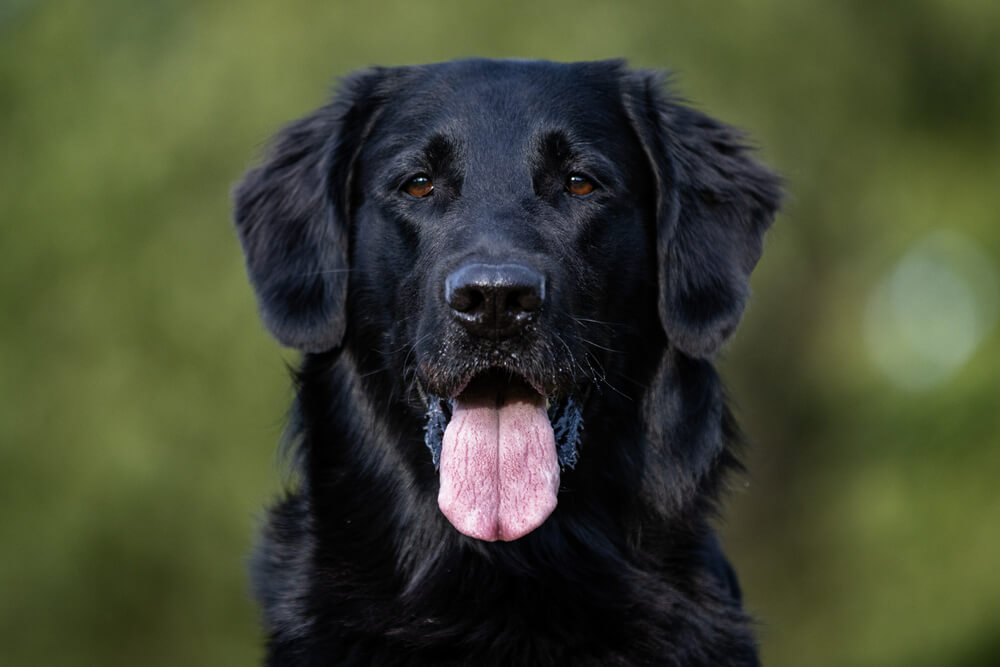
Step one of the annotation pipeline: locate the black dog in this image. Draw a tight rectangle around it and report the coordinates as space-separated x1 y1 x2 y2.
233 58 780 666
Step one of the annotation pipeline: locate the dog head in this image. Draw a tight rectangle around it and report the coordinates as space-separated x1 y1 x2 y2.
233 59 780 541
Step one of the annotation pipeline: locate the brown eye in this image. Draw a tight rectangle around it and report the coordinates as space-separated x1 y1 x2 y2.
404 174 434 197
566 174 595 196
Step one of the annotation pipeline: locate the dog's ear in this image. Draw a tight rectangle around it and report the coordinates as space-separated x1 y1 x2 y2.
232 70 385 352
624 71 781 358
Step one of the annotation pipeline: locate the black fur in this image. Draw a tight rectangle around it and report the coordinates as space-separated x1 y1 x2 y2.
233 58 780 666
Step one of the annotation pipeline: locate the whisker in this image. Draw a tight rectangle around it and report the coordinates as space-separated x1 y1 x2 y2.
577 336 623 354
400 332 435 381
571 316 618 326
572 315 641 338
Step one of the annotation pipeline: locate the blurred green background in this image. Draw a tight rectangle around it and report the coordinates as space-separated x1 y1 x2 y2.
2 1 998 665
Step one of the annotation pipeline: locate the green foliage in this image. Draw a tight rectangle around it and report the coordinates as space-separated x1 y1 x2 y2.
2 1 997 664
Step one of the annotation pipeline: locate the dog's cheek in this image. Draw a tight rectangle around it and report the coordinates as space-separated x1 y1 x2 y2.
348 208 420 347
578 208 655 323
568 206 661 389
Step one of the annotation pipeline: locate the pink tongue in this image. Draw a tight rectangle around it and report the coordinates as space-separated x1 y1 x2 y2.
438 384 559 542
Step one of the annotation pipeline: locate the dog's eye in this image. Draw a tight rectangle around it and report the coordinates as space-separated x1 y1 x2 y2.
403 174 434 198
566 174 596 196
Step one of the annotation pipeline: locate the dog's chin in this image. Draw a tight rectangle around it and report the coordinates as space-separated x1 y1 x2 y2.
421 367 584 542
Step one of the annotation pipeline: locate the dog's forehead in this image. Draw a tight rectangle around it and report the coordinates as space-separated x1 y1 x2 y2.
374 59 631 146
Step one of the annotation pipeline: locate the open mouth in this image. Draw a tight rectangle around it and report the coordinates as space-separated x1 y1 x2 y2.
422 369 583 542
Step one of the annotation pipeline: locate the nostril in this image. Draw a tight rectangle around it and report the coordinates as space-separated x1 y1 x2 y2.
449 286 484 314
508 287 543 314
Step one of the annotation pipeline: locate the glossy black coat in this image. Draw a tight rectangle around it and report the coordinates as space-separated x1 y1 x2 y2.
233 58 781 666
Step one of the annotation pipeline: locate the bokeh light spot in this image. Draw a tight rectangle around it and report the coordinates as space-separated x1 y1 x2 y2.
865 231 998 390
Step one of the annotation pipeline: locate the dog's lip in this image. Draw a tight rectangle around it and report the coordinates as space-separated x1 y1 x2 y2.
450 367 547 401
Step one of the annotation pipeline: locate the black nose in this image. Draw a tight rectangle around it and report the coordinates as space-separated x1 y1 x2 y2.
445 263 546 339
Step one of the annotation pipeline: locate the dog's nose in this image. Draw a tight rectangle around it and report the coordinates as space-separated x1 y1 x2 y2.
445 263 546 339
